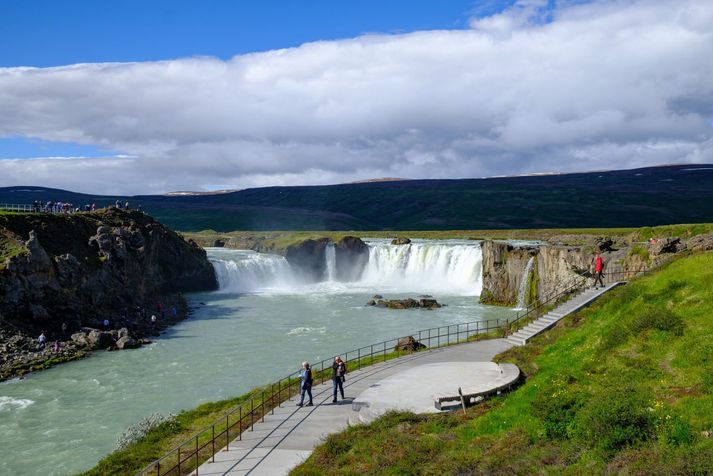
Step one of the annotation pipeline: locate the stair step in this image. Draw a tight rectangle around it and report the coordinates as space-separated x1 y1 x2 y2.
506 337 525 346
529 324 550 331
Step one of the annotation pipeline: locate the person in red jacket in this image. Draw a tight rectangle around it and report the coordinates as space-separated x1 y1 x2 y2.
592 251 605 289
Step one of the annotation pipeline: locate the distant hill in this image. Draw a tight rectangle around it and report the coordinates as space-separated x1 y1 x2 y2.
1 165 712 232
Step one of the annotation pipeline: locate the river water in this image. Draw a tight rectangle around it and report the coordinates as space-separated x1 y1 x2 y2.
0 240 517 475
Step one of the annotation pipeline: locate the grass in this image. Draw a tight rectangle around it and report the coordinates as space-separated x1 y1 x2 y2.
291 251 713 475
0 230 26 270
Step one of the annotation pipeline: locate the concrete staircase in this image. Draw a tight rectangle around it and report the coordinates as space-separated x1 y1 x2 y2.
506 282 622 347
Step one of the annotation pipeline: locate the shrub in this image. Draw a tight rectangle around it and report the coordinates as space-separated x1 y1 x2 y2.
532 376 586 439
115 413 179 451
630 308 684 336
573 385 655 454
600 307 684 350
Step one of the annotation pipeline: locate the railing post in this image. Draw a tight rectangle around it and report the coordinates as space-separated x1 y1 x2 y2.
212 425 215 462
195 435 199 475
250 399 254 431
228 413 231 446
156 461 160 476
261 391 265 422
178 447 181 475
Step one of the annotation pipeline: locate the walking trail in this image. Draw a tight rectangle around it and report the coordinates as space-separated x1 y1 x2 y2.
196 283 621 476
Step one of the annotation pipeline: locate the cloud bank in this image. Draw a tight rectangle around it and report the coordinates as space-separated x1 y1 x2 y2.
1 0 712 194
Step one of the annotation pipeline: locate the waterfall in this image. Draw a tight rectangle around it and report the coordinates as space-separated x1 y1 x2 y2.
210 249 295 293
325 243 336 282
207 240 483 296
516 257 535 309
359 241 483 295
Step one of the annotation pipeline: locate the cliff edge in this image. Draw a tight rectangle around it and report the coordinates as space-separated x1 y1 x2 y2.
0 208 217 379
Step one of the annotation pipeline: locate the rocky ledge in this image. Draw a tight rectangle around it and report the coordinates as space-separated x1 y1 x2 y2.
0 209 217 380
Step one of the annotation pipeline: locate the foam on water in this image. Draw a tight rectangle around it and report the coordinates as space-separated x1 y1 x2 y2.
0 396 35 412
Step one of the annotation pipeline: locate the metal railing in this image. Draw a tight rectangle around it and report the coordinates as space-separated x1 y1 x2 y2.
137 253 678 476
137 317 508 476
0 203 35 212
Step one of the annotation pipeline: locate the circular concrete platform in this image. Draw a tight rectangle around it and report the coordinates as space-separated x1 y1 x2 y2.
350 361 520 424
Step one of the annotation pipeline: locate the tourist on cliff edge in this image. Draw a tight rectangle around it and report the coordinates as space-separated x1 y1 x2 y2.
592 251 605 289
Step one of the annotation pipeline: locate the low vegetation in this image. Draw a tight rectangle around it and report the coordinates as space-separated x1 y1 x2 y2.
292 252 713 475
184 222 713 255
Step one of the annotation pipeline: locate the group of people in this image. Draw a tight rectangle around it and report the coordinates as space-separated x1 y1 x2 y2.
31 200 91 214
36 331 61 353
296 356 347 407
28 200 143 214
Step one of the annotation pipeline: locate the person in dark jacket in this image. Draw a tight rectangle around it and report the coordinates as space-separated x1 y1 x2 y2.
331 356 346 403
297 362 313 407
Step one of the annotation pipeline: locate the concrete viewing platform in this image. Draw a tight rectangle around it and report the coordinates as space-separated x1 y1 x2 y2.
350 361 520 423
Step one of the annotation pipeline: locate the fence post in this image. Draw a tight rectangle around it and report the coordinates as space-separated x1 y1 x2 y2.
195 435 199 475
212 425 215 462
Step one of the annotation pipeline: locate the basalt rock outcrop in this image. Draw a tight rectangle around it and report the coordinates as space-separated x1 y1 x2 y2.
480 241 538 307
394 336 426 352
391 237 411 245
367 297 442 310
0 208 217 379
285 238 331 282
479 234 691 307
334 236 369 281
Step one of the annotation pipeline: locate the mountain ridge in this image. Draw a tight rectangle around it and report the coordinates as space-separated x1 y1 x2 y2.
1 164 712 232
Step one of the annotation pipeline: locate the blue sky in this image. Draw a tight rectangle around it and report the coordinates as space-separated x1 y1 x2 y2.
0 0 515 160
1 0 711 194
1 1 509 66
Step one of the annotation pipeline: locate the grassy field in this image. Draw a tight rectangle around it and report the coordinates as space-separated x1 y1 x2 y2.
291 251 713 475
183 222 713 254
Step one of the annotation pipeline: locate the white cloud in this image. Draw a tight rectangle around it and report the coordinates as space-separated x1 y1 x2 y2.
0 0 712 194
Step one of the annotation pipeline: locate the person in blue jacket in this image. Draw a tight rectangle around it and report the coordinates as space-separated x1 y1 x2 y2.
297 361 313 407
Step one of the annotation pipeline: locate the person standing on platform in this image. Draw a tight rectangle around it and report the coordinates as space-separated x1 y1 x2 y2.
297 362 313 407
332 356 346 403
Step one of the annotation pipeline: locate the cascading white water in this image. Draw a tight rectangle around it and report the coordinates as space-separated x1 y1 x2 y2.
210 249 295 293
516 256 535 309
208 240 484 296
359 241 483 295
325 243 336 281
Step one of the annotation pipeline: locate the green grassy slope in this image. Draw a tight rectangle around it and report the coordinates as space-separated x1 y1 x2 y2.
292 252 713 475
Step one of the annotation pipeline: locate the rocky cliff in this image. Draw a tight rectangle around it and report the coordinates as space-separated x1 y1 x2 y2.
479 234 691 307
0 209 217 379
480 241 538 307
334 236 369 281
